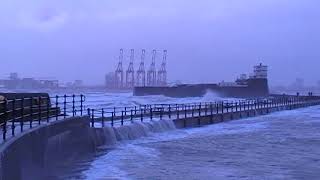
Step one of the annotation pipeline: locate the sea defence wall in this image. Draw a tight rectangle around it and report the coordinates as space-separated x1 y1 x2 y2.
0 116 96 180
0 116 176 180
173 101 319 128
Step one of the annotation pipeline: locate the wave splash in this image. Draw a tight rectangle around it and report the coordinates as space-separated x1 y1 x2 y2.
91 119 176 147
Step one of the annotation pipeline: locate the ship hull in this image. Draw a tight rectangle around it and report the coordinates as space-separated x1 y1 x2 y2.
134 79 269 98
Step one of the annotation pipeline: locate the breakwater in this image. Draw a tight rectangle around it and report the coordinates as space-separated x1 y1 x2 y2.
0 94 320 179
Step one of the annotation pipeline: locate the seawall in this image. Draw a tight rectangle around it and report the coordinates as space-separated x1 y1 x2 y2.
173 102 315 128
0 116 97 180
0 117 176 180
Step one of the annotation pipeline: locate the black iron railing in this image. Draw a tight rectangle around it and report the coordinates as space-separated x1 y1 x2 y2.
0 94 85 141
1 93 320 141
87 95 320 128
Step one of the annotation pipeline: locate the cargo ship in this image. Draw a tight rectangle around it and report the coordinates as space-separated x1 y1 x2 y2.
134 64 269 98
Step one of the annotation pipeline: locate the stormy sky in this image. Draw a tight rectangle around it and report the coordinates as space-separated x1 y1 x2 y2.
0 0 319 86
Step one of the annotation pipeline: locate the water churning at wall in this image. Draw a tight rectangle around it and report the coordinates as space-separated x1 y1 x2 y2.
91 119 176 147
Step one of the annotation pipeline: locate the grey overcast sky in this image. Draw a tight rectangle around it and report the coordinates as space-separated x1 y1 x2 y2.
0 0 319 86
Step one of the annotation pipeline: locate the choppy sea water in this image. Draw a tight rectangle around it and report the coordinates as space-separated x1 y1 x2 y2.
80 105 320 180
54 91 239 109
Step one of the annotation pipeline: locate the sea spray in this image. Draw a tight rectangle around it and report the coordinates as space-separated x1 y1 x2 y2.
92 119 176 146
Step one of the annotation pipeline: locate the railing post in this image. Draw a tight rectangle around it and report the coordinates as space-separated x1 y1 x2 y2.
102 108 105 127
130 109 133 122
30 97 33 128
169 105 171 119
177 105 180 119
55 95 59 121
184 105 187 119
140 109 143 122
21 98 24 132
160 108 163 120
38 96 42 125
80 94 84 116
72 94 75 117
221 102 224 114
192 105 194 117
198 104 201 125
3 99 7 140
111 112 114 126
210 102 213 123
63 95 67 119
150 108 153 120
205 103 208 116
91 109 95 128
46 97 50 122
12 99 16 136
125 107 127 116
121 111 124 126
235 102 238 112
226 102 229 113
216 102 218 114
87 108 91 125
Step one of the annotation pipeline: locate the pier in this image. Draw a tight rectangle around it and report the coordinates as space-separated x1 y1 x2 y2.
0 94 320 179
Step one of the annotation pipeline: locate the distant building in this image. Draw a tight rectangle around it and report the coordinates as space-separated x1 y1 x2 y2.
0 73 60 89
105 72 116 89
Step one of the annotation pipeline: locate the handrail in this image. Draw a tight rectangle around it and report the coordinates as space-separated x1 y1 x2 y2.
86 95 320 128
0 94 86 141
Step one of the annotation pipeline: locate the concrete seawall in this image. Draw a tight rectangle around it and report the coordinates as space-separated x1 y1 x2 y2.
0 116 98 180
0 117 177 180
173 104 306 128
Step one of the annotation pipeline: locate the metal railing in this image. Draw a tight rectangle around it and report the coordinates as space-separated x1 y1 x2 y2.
87 95 320 128
0 94 85 141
